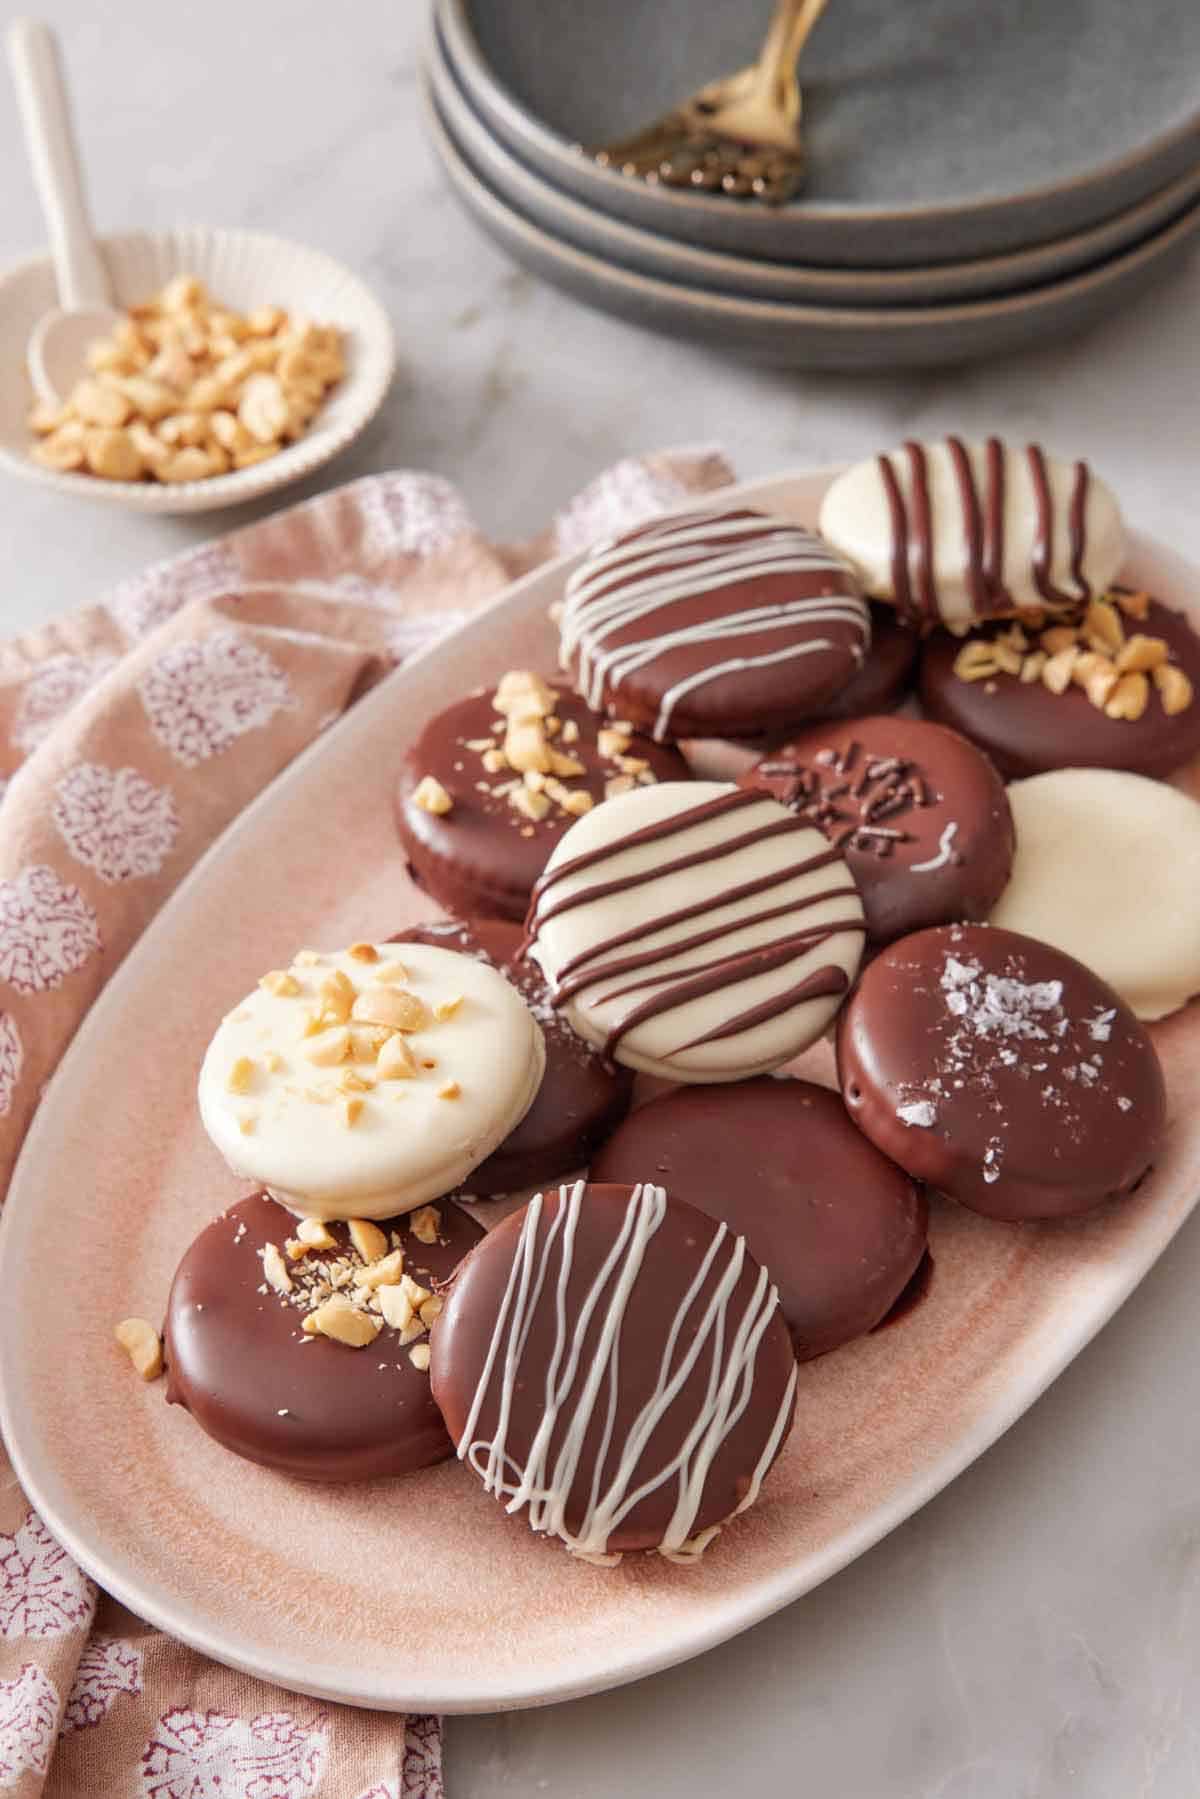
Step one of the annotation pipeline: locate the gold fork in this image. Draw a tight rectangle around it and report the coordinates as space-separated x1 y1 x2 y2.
591 0 830 204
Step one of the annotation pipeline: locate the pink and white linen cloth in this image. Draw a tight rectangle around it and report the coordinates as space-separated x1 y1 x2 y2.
0 447 732 1797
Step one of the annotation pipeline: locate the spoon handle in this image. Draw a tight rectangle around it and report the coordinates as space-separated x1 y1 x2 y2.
7 18 111 310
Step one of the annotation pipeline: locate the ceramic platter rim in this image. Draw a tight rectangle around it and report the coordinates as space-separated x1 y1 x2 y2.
2 468 1199 1714
428 24 1200 310
424 72 1200 370
438 0 1200 247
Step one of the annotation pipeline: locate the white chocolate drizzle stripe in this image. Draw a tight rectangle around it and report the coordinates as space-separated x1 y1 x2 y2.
461 1181 795 1560
561 513 867 738
910 820 960 873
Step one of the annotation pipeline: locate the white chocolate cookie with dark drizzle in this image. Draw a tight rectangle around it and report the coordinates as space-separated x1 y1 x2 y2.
819 438 1124 631
524 780 866 1082
199 943 545 1219
559 507 870 741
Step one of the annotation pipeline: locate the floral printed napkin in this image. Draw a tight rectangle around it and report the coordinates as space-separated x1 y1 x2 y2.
0 445 732 1798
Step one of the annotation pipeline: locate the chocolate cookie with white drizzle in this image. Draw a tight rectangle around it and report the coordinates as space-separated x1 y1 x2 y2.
523 780 866 1082
743 716 1014 945
429 1180 797 1561
558 507 870 742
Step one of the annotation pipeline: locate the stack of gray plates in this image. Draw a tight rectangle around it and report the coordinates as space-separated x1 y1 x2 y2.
426 0 1200 370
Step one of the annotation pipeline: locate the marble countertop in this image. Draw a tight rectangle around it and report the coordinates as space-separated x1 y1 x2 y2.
4 4 1200 1794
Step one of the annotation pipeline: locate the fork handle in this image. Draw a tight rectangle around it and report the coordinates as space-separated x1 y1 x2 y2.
751 0 830 113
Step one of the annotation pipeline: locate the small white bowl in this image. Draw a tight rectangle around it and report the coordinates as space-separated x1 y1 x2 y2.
0 225 396 513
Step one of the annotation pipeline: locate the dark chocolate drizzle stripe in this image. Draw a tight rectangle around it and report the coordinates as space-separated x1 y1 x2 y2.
593 910 864 1006
1068 459 1090 595
877 453 913 618
602 936 857 1057
982 436 1009 603
548 846 848 994
527 787 759 913
905 441 936 623
531 813 814 935
946 436 985 621
670 965 849 1055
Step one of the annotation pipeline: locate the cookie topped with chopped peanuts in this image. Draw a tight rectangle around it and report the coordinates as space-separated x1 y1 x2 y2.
197 941 545 1219
393 674 690 923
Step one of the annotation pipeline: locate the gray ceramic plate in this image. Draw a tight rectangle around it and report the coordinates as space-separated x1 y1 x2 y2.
425 75 1200 371
438 0 1200 268
430 23 1200 309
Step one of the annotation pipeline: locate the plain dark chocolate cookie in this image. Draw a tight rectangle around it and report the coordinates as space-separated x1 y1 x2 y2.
164 1192 484 1481
430 1181 797 1557
837 925 1166 1221
818 603 919 720
743 715 1014 944
559 507 871 741
590 1078 928 1360
394 677 688 922
391 918 633 1194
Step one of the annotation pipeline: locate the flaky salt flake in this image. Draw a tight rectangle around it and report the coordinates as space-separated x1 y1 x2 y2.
1117 1096 1133 1112
897 1100 937 1128
1088 1008 1117 1042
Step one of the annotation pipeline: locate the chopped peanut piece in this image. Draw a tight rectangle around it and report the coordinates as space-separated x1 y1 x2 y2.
238 1114 256 1135
115 1317 163 1380
226 1056 255 1094
1019 651 1047 684
437 1080 461 1100
338 1067 373 1094
1041 646 1080 695
371 959 407 984
408 1343 432 1371
547 750 587 779
412 775 453 815
561 789 595 816
297 1217 337 1251
409 1205 442 1245
504 718 552 774
1155 663 1194 715
418 1295 445 1328
352 988 428 1032
378 1286 414 1330
1115 634 1170 674
307 1295 380 1347
433 995 463 1022
605 775 636 800
493 670 558 718
358 1248 405 1289
1083 598 1125 654
347 942 379 963
597 727 632 758
510 785 551 822
318 970 356 1025
340 1095 365 1128
401 1275 432 1308
952 642 999 682
481 747 506 775
261 1243 293 1294
376 1034 418 1080
1115 588 1151 620
1071 651 1119 709
1040 626 1080 655
1104 672 1150 720
294 949 323 965
990 642 1024 677
260 969 300 997
348 1218 389 1263
302 1026 351 1067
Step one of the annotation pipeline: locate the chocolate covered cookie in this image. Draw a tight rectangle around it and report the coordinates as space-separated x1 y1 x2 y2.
919 592 1200 779
164 1191 484 1480
819 437 1124 630
198 941 545 1220
430 1180 797 1559
991 768 1200 1021
394 672 688 921
525 780 866 1082
559 507 870 741
743 716 1014 944
392 918 633 1193
590 1078 927 1360
838 925 1166 1222
818 603 918 720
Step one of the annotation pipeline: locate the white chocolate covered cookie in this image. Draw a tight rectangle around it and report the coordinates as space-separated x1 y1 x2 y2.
819 438 1124 631
525 781 866 1081
199 942 545 1218
990 768 1200 1020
